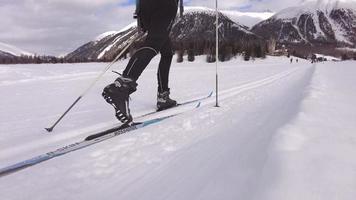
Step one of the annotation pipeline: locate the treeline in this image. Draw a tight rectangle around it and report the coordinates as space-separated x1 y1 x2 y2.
0 54 112 64
0 55 63 64
341 52 356 61
286 43 356 61
174 39 267 63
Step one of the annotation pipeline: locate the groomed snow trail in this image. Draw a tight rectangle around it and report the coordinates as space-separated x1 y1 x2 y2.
0 57 316 200
254 61 356 200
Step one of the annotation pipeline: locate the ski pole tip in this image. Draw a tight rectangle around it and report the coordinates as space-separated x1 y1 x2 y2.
45 127 53 132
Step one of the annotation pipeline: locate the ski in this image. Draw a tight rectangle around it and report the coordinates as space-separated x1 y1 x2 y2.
136 91 213 118
0 115 176 178
0 98 207 178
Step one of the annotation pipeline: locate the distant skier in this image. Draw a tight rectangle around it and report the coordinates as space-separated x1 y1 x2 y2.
102 0 183 125
290 58 293 63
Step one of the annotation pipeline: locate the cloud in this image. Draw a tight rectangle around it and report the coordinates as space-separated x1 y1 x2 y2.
0 0 135 56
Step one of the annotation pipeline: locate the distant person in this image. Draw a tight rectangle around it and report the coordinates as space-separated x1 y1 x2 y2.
290 58 293 63
102 0 181 126
296 58 299 63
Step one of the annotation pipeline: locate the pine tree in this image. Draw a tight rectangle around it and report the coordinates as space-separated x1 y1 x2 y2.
176 50 184 63
244 50 251 61
187 49 195 62
341 53 348 60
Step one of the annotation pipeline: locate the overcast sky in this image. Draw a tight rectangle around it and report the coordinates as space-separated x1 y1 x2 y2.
0 0 316 56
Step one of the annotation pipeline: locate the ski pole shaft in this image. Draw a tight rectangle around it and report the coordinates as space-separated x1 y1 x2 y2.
215 0 220 107
45 96 82 132
45 31 145 132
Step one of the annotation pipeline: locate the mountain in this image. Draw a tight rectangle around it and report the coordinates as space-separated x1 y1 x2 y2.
0 42 32 57
251 0 356 55
66 7 263 62
0 50 16 60
65 23 138 62
0 42 33 62
221 10 274 28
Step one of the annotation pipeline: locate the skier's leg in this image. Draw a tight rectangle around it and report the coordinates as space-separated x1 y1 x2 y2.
103 2 177 123
157 39 174 93
122 6 176 81
156 39 177 110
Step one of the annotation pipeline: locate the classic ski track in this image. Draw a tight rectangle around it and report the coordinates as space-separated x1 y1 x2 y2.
199 66 302 106
59 67 301 141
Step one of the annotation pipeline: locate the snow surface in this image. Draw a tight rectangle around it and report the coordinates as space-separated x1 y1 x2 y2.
222 10 274 28
95 22 136 42
274 0 356 20
1 56 356 200
0 42 32 57
269 0 356 44
185 6 274 28
315 53 341 61
337 47 356 52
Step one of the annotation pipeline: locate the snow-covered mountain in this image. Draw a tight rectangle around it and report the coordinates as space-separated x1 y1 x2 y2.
65 23 138 61
170 7 259 48
0 50 16 60
184 7 274 28
66 7 261 61
251 0 356 47
0 42 32 57
221 10 274 28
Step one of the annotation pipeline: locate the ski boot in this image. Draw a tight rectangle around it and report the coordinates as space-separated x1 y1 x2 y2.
157 89 177 111
102 76 138 126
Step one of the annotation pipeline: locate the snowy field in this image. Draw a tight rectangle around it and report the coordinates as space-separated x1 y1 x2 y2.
0 56 356 200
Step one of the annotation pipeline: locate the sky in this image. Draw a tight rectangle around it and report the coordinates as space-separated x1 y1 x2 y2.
0 0 348 56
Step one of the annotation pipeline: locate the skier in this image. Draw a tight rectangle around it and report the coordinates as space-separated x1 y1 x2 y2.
102 0 182 126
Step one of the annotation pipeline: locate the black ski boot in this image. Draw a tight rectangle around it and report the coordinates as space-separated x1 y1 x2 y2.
102 76 138 126
157 89 177 111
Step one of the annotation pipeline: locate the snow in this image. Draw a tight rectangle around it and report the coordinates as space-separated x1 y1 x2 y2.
337 47 356 52
255 61 356 200
315 53 341 61
1 56 356 200
184 6 274 28
325 12 353 45
0 42 32 57
222 10 274 28
269 0 356 44
95 22 136 42
274 0 356 20
97 29 135 59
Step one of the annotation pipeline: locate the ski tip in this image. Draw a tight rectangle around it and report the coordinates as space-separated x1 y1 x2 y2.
45 127 53 133
84 135 94 141
208 91 214 97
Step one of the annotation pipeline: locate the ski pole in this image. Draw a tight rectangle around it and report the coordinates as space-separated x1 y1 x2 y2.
215 0 220 107
45 31 145 132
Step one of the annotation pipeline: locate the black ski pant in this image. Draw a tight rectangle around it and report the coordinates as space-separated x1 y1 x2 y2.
123 0 178 93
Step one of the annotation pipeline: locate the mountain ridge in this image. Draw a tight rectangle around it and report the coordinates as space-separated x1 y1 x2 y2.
251 1 356 53
66 7 264 62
